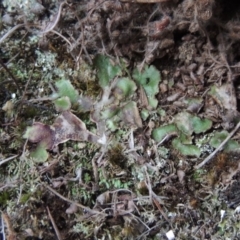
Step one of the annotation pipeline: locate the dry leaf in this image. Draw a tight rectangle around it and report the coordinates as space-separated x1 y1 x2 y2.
121 101 143 128
24 111 100 150
24 122 55 149
53 111 99 145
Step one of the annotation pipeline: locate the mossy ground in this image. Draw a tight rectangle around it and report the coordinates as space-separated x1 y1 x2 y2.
1 0 240 239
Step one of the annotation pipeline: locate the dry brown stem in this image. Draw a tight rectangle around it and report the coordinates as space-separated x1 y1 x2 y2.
40 1 66 35
195 120 240 169
0 155 18 166
0 24 25 44
0 58 22 95
47 207 62 240
144 168 171 225
44 183 102 215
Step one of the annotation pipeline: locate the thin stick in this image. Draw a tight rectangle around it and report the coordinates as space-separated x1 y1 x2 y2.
28 97 54 102
17 66 35 113
1 212 17 240
0 58 22 95
136 221 165 240
92 153 99 191
44 184 100 215
0 53 19 71
0 155 18 166
40 1 66 35
195 121 240 169
144 168 171 225
47 206 62 240
0 24 25 44
51 30 72 47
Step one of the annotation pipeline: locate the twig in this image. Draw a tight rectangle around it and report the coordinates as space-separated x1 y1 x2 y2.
136 221 165 240
76 18 93 64
17 66 35 113
144 168 171 225
0 155 18 166
1 212 17 240
156 132 178 148
96 144 108 165
51 30 72 47
17 184 23 205
39 159 59 175
195 121 240 169
0 53 19 71
28 97 55 102
43 184 101 215
128 212 151 230
92 153 99 191
40 1 66 35
47 206 62 240
0 58 22 95
0 24 25 44
152 196 170 224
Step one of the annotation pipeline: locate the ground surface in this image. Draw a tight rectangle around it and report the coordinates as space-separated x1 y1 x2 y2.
1 0 240 239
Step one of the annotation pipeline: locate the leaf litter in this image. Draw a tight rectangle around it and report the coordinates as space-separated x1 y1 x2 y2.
1 0 240 239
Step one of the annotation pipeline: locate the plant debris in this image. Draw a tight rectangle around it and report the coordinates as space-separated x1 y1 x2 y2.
1 0 240 239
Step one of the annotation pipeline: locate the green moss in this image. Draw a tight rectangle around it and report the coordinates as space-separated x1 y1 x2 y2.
0 191 10 205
